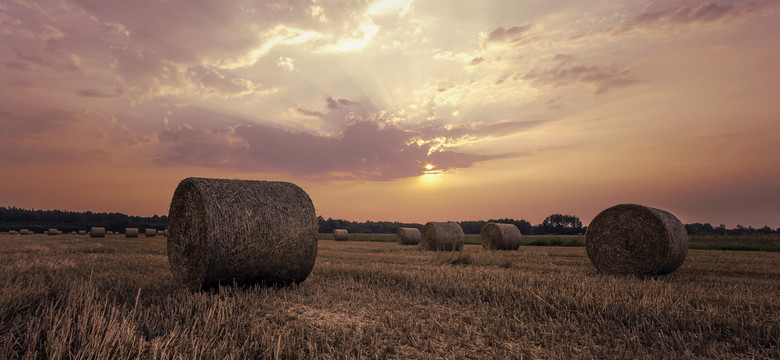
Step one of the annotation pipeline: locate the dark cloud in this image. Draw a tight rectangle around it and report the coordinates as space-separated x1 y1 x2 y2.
484 25 533 47
613 2 761 35
326 97 358 110
155 107 543 180
523 55 638 95
470 57 485 66
76 87 124 98
297 107 326 118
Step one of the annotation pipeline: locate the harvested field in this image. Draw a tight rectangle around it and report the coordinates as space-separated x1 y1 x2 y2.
0 234 777 359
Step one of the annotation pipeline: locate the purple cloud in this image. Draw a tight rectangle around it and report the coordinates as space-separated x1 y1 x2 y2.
613 2 762 35
155 107 542 180
523 55 638 95
483 25 533 47
76 87 124 98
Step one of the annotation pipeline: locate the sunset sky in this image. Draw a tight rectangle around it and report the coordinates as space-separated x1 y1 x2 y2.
1 0 779 227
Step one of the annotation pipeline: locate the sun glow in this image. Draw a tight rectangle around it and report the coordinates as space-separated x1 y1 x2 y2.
425 164 433 170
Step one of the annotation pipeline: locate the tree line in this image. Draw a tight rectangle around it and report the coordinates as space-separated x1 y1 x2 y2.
0 206 167 233
2 206 777 236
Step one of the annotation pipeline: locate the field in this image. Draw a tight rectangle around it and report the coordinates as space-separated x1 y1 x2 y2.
1 234 778 359
321 233 780 252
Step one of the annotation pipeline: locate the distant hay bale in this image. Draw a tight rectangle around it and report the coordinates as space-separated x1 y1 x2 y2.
332 229 348 241
78 230 86 235
145 229 157 237
396 227 421 245
70 231 76 234
157 230 165 236
107 231 113 235
90 227 106 238
20 229 29 235
126 228 139 238
585 204 688 276
420 222 464 251
9 230 18 235
47 229 57 236
167 177 318 289
57 230 63 235
164 229 168 237
481 223 522 250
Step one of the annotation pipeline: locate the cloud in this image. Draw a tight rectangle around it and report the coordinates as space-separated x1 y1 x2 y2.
76 87 124 98
155 107 541 180
482 25 533 48
523 55 639 95
612 2 770 35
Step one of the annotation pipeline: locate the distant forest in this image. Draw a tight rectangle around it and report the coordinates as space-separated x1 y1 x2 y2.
1 206 778 235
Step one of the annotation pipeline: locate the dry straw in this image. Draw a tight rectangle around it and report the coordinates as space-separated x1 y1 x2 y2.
420 222 464 251
332 229 348 241
90 227 106 238
47 229 58 236
145 229 157 237
396 227 421 245
481 223 522 250
126 228 139 238
167 177 318 289
585 204 688 276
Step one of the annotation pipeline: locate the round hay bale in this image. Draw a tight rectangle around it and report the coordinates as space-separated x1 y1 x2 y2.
145 229 157 237
481 222 522 250
126 228 139 238
332 229 348 241
9 230 18 235
107 231 114 235
167 177 318 289
47 229 58 236
164 229 169 237
20 229 29 235
157 230 165 236
78 230 86 235
396 227 421 245
90 227 106 238
420 222 464 251
585 204 688 276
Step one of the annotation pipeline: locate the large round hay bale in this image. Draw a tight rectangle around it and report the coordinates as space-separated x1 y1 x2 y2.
585 204 688 276
20 229 29 235
47 229 58 236
481 222 522 250
420 222 464 251
126 228 139 238
167 177 318 289
145 229 157 237
396 227 421 245
332 229 348 241
90 227 106 238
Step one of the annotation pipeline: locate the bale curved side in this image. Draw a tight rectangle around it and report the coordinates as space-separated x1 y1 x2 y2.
332 229 348 241
167 177 318 289
396 227 421 245
145 229 157 237
126 228 139 238
481 223 522 250
420 222 464 251
90 227 106 238
585 204 688 276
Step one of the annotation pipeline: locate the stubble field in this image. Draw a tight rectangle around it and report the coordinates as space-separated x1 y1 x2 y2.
1 234 778 359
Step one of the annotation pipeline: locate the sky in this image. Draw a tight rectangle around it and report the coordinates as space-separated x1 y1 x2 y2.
1 0 779 228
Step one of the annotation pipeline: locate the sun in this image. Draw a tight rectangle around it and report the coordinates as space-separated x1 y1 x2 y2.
425 164 433 170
